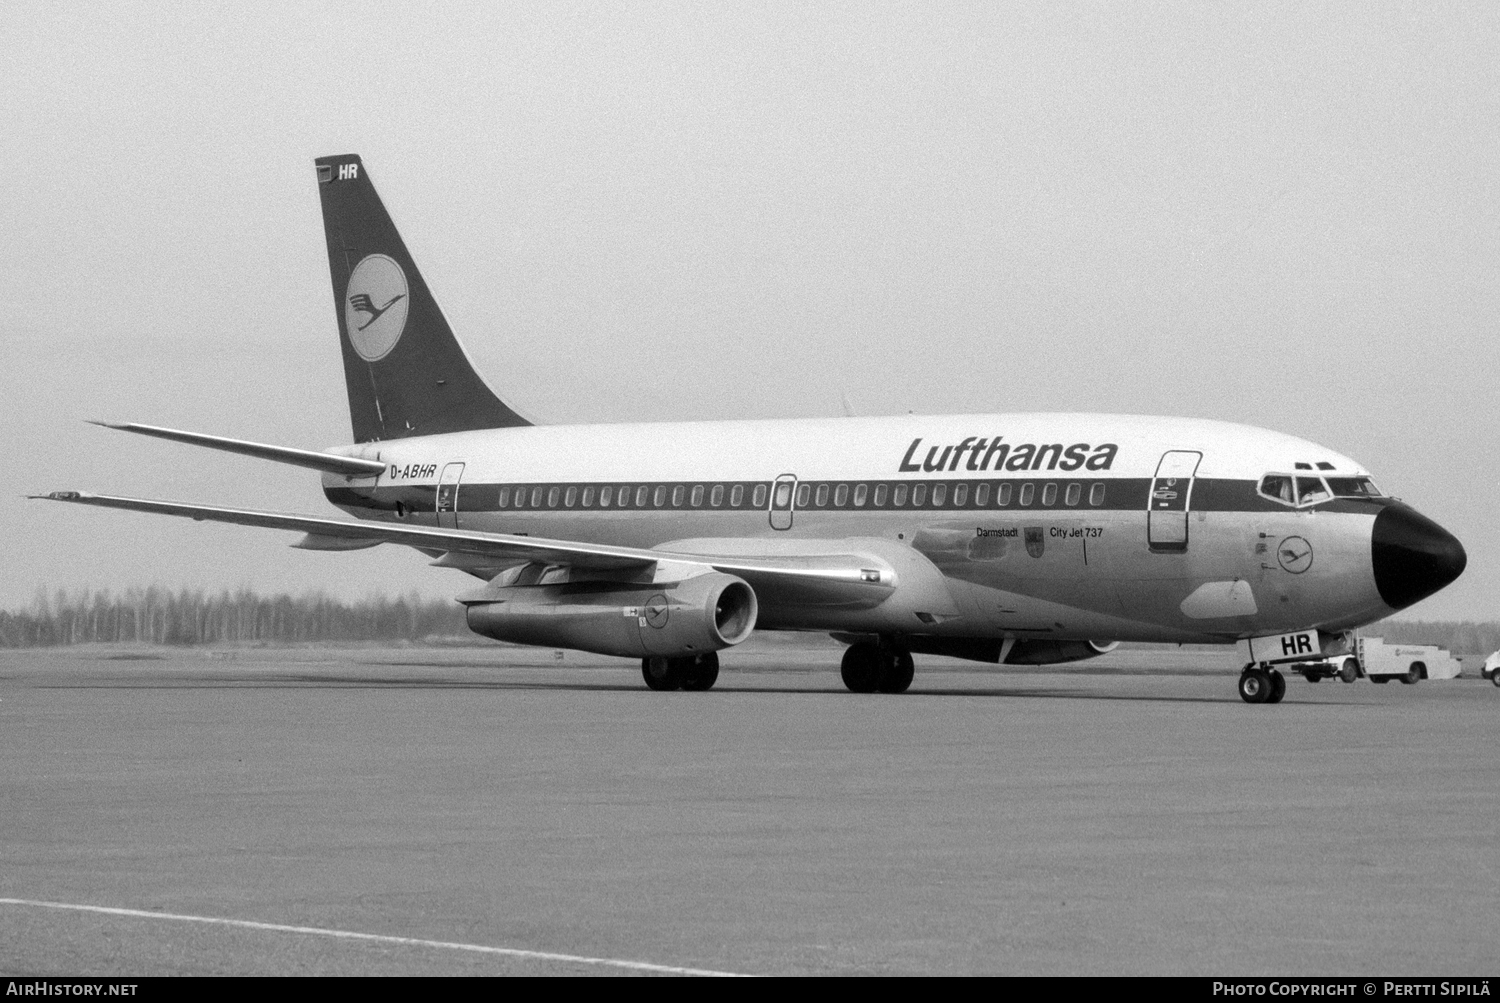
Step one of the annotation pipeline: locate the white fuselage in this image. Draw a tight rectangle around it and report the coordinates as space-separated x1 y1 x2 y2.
320 412 1404 646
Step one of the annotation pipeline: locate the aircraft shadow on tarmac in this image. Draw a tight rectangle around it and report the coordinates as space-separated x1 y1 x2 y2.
32 671 1363 705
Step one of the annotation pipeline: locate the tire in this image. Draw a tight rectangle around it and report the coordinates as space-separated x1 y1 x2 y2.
877 649 915 694
840 642 880 693
1401 662 1424 685
679 652 720 691
1340 658 1359 684
1238 669 1271 704
1266 669 1286 703
1493 671 1500 689
1306 672 1321 683
642 655 682 691
1371 675 1390 684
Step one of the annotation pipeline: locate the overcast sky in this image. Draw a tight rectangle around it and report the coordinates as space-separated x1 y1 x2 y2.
3 2 1496 621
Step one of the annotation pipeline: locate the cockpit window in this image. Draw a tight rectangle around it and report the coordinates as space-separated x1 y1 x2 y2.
1260 473 1348 507
1326 476 1381 498
1259 474 1295 505
1295 477 1331 505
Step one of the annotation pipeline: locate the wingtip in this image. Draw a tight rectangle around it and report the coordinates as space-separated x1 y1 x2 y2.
28 491 83 501
86 420 127 430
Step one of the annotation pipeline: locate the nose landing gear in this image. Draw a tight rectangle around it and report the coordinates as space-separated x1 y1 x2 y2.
1238 664 1287 704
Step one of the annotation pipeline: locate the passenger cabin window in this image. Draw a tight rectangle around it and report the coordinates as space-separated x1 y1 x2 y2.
974 483 990 506
710 484 724 507
892 484 908 507
497 487 511 508
600 486 613 506
815 483 829 507
796 484 811 507
690 485 704 507
1019 483 1035 506
1065 483 1081 506
834 484 849 506
547 487 560 508
582 486 595 507
733 484 747 507
1089 483 1105 506
873 484 889 506
635 486 649 507
564 487 576 507
751 484 766 507
852 484 866 506
1041 483 1057 506
997 483 1012 506
953 483 968 506
670 485 684 507
530 487 544 508
931 484 947 506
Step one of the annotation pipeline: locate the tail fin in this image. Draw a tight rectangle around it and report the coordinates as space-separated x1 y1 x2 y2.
314 154 532 442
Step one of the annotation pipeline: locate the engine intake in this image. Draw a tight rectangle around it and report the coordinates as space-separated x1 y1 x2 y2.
465 572 758 658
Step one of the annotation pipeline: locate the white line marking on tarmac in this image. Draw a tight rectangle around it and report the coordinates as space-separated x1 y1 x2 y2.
0 897 752 977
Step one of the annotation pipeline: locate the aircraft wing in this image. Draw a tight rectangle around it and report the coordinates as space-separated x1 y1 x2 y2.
33 492 897 605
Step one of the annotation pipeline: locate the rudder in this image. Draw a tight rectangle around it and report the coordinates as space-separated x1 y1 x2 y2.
314 154 531 442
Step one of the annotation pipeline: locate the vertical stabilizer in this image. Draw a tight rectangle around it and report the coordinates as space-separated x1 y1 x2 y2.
314 154 532 442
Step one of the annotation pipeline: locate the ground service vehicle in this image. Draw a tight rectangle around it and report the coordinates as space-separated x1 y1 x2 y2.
1355 637 1462 685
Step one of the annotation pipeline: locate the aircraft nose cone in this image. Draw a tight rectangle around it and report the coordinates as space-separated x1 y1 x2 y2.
1372 503 1466 610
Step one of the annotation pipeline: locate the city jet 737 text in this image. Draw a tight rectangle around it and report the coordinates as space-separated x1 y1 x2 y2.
35 155 1467 703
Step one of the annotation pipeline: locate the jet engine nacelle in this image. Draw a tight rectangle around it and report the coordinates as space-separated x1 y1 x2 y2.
464 572 758 659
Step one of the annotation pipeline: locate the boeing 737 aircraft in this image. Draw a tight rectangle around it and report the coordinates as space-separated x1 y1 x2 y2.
37 155 1468 703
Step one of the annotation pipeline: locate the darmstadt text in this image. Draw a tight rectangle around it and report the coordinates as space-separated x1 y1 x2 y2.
899 437 1119 473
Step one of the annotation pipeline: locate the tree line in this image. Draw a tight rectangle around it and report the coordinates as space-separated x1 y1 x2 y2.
0 586 468 648
2 586 1495 658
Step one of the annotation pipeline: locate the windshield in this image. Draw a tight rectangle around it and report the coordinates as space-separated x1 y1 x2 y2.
1259 473 1373 507
1326 476 1382 498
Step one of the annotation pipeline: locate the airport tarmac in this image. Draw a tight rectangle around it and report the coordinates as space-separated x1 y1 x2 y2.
1 638 1496 976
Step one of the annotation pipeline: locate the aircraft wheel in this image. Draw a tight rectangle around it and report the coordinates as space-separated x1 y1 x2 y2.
1493 671 1500 689
1371 675 1390 684
1266 669 1286 703
1306 672 1321 683
840 643 881 693
679 652 720 691
642 656 682 691
1238 669 1271 704
1401 662 1423 685
1340 658 1359 684
877 649 915 694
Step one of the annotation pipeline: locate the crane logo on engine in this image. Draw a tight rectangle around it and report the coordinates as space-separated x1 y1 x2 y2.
644 594 670 628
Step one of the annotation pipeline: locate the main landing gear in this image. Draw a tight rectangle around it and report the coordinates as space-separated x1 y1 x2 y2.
840 641 915 694
1238 664 1287 704
641 652 720 691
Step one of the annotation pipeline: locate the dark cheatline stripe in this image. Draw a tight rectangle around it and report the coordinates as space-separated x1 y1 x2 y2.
325 478 1393 518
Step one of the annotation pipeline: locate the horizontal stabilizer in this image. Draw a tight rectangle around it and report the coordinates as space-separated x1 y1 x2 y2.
90 422 386 477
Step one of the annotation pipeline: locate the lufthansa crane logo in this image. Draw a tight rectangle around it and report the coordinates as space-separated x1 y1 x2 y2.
1277 536 1313 574
345 254 409 362
644 594 670 628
